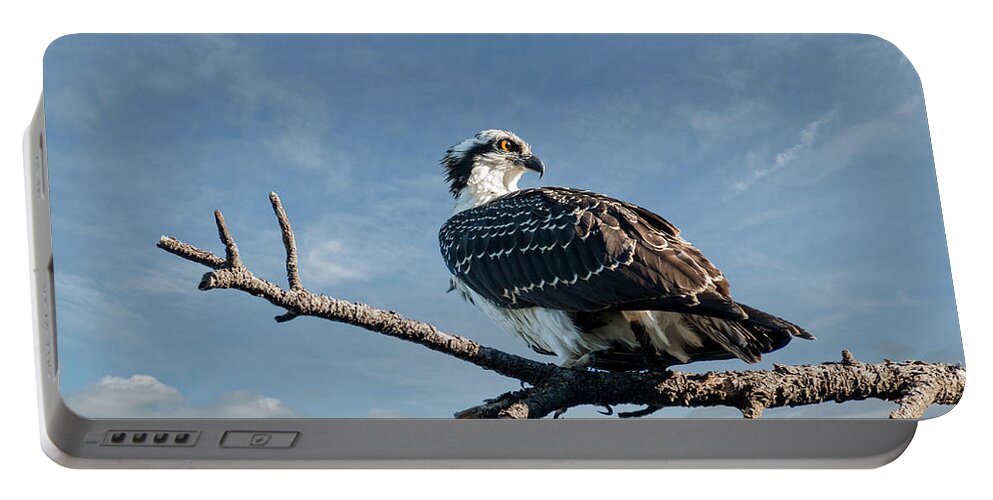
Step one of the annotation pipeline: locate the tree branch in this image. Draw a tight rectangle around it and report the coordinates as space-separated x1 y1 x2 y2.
213 210 241 268
157 193 965 419
269 192 303 292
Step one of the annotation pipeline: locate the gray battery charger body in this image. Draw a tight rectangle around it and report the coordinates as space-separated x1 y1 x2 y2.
27 34 962 468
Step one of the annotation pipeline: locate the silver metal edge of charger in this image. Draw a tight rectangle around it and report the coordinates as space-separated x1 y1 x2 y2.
25 96 917 469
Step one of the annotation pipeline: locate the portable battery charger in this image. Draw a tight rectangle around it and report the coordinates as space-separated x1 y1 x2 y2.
25 34 965 468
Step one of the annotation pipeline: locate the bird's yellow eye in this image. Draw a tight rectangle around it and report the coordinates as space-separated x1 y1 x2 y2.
498 139 512 152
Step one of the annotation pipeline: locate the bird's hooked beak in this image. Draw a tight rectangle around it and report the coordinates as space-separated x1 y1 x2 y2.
521 155 545 178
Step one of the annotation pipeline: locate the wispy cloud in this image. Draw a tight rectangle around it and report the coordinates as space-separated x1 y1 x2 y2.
298 207 438 289
121 258 209 296
55 274 146 340
805 290 922 331
687 99 770 132
734 109 837 192
728 248 790 272
205 391 299 419
65 374 299 418
303 239 383 285
805 96 923 179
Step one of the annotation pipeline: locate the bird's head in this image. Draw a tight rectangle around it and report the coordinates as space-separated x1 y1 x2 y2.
441 129 544 205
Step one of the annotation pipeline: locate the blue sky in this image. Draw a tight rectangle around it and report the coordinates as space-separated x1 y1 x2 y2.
43 34 963 419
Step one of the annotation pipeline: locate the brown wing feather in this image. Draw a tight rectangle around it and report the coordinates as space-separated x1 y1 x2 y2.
439 187 746 320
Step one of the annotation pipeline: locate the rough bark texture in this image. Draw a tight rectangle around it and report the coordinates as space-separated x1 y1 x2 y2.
157 193 965 419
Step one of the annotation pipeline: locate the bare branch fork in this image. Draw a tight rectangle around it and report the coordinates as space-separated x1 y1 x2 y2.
157 193 965 419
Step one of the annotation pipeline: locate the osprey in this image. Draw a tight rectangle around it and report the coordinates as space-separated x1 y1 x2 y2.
438 129 813 371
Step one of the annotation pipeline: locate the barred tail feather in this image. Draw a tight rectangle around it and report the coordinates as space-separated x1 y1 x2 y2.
587 304 813 372
739 303 816 341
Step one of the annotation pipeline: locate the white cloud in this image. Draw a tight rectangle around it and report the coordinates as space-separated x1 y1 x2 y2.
728 248 790 272
65 375 299 418
122 258 209 296
687 99 769 132
55 274 146 340
204 391 299 419
54 88 104 131
303 239 383 285
731 96 924 195
298 211 431 288
262 132 356 178
65 375 183 417
805 96 924 179
734 109 836 192
804 290 922 331
124 36 354 176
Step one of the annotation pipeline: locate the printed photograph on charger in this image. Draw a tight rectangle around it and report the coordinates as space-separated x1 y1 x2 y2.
42 34 964 420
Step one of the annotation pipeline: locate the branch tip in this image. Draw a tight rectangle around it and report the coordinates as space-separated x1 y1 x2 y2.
275 311 300 323
269 191 303 290
198 271 219 291
213 209 241 267
841 350 859 365
156 234 226 269
740 402 767 419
